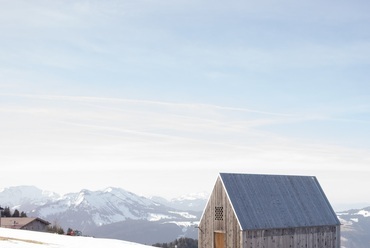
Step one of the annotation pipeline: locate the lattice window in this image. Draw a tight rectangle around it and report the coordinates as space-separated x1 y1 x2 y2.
215 206 224 221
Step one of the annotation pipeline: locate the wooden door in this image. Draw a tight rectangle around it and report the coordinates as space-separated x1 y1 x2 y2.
214 232 225 248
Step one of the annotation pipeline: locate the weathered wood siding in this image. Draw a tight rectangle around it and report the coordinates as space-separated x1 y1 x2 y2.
22 220 49 232
242 225 340 248
199 176 340 248
199 177 241 248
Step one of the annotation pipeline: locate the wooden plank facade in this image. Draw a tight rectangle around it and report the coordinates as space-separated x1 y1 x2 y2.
198 174 340 248
199 177 241 248
242 226 340 248
1 217 50 232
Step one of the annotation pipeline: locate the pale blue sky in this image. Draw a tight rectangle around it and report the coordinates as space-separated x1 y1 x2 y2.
1 0 370 210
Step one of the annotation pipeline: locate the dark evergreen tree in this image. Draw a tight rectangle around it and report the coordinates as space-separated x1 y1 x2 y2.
12 209 20 217
3 207 11 217
47 221 65 235
20 211 27 217
153 237 198 248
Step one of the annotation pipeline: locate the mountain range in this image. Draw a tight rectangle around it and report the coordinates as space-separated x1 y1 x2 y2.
0 186 204 244
337 207 370 248
1 185 370 247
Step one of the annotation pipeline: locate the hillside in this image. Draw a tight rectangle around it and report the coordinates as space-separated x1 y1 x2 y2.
0 227 152 248
338 207 370 248
1 186 203 243
2 185 370 246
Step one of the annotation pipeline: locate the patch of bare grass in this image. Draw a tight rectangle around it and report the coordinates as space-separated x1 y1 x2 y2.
0 236 47 245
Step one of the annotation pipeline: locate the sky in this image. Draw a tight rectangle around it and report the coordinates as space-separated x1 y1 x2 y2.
0 0 370 211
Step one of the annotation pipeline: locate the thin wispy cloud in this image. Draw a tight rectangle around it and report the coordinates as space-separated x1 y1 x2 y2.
1 94 368 164
0 0 369 208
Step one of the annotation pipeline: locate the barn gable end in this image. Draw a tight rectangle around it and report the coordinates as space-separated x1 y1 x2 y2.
198 173 341 248
199 176 242 248
0 217 50 232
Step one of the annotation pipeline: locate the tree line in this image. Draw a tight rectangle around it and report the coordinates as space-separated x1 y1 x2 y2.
0 206 27 217
46 220 82 236
153 237 198 248
0 206 80 236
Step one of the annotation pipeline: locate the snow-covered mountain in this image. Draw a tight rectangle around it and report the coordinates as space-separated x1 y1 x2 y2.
34 187 164 225
338 206 370 248
0 186 60 211
0 186 201 244
150 192 208 212
6 185 370 246
31 187 199 230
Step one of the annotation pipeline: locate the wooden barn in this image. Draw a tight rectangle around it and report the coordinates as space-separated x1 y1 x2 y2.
198 173 340 248
0 217 50 232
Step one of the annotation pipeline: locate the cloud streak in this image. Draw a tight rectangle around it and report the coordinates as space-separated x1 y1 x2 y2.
0 93 369 207
1 1 369 207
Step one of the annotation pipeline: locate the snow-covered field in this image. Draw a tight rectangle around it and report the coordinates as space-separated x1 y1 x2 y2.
0 228 152 248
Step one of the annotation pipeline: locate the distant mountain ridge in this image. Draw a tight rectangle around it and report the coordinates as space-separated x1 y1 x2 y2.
149 192 208 212
0 185 60 211
0 186 204 244
1 185 369 247
338 207 370 248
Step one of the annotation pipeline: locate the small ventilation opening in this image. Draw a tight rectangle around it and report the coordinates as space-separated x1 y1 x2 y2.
215 206 224 221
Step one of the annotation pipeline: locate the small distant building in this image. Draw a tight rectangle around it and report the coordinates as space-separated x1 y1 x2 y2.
0 217 50 232
198 173 341 248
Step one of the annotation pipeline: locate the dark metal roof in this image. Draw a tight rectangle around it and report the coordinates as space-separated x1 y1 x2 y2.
220 173 340 230
0 217 50 229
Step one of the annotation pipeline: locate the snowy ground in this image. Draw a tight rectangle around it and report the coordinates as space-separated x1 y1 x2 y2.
0 228 152 248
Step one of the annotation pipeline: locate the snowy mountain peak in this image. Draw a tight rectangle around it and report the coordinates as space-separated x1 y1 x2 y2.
103 187 114 193
0 185 60 210
337 205 370 248
150 192 208 212
103 187 135 198
0 185 58 198
31 187 184 229
74 191 88 206
103 186 128 193
0 185 202 244
173 192 209 201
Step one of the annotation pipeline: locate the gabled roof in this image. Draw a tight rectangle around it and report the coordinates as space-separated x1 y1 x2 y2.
220 173 340 230
0 217 50 229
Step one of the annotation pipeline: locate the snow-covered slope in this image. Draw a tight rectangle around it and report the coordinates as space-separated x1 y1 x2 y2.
337 206 370 248
0 227 151 248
